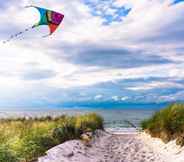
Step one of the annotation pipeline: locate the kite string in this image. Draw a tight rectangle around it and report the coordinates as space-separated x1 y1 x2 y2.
42 34 51 38
3 26 34 44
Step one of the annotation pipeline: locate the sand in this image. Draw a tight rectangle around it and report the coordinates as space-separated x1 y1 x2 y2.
38 130 184 162
140 132 184 162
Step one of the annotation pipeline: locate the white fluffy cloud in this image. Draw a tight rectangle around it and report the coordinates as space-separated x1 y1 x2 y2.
126 81 183 91
0 0 184 106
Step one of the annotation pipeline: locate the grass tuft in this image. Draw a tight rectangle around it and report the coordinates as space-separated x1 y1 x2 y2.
141 103 184 145
0 113 103 162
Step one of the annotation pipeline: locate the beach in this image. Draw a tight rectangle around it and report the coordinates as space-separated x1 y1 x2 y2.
0 109 157 162
39 130 184 162
1 106 184 162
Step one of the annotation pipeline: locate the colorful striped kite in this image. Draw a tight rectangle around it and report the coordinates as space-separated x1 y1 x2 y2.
4 6 64 43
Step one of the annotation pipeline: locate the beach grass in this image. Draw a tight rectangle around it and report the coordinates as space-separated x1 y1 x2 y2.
0 113 103 162
141 103 184 146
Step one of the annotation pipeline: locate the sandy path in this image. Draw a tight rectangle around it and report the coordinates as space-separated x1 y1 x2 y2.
88 133 164 162
39 131 165 162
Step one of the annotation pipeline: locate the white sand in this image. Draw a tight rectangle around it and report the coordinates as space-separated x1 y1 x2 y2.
140 132 184 162
38 130 184 162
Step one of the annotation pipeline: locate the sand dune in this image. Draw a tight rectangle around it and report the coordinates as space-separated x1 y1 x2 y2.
140 133 184 162
38 130 183 162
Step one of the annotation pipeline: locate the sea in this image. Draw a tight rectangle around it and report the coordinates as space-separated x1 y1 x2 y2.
0 107 159 133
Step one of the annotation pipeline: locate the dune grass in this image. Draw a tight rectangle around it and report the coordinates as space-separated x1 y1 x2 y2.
141 103 184 146
0 113 103 162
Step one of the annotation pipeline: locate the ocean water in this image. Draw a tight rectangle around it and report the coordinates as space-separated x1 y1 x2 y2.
0 108 157 132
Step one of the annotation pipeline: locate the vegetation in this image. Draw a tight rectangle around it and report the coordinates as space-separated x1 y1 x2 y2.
141 103 184 146
0 113 103 162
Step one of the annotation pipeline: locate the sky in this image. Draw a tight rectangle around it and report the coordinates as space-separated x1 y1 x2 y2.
0 0 184 108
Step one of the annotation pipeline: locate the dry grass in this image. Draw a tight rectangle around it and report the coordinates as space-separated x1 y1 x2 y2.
141 103 184 145
0 113 103 162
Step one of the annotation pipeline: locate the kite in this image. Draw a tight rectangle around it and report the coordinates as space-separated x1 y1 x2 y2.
3 6 64 43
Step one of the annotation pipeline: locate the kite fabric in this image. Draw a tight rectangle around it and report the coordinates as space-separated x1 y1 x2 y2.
3 5 64 43
30 6 64 35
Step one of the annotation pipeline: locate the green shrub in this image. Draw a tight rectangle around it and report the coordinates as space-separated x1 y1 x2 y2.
0 146 18 162
17 135 57 161
141 103 184 145
52 122 77 143
75 113 104 133
0 113 103 162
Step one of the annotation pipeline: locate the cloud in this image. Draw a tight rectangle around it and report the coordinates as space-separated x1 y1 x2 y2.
57 44 173 68
22 69 57 80
112 96 119 101
84 0 131 25
126 81 183 91
0 0 184 107
121 96 129 101
94 94 103 100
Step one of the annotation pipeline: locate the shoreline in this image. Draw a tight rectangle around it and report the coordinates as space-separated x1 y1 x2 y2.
39 130 184 162
106 127 139 134
0 108 155 129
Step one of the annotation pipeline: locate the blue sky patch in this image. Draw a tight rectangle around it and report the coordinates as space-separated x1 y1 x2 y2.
84 0 131 25
172 0 184 5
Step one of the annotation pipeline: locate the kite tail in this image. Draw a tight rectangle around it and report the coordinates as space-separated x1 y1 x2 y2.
42 34 51 38
3 26 34 44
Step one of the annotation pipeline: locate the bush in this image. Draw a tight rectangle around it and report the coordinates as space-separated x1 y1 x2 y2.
0 146 18 162
141 103 184 145
52 121 77 143
0 113 104 162
18 135 57 161
75 113 104 133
